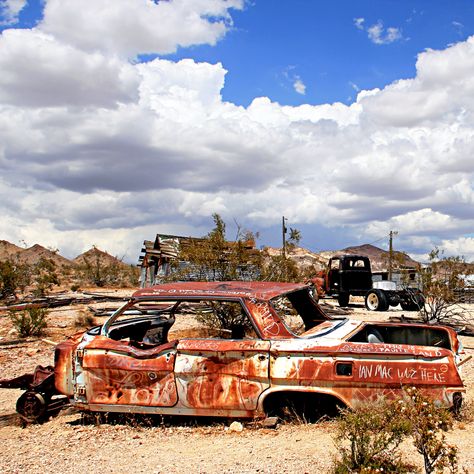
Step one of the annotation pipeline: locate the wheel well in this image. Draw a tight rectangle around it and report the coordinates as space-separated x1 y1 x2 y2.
262 391 347 422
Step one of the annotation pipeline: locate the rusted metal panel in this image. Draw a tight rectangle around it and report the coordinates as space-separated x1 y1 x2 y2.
54 337 81 396
133 281 307 301
175 340 271 411
80 340 177 407
244 300 293 339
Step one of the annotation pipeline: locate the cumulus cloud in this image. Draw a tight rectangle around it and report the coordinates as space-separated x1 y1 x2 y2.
39 0 244 57
0 29 140 107
0 1 473 262
0 0 27 25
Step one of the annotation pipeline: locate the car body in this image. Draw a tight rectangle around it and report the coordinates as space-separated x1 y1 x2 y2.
1 281 466 421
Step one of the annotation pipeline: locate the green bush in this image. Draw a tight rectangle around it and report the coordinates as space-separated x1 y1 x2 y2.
332 389 462 474
0 259 31 299
9 307 48 337
332 398 414 473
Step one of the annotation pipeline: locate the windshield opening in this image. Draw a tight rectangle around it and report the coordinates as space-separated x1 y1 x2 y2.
270 288 332 336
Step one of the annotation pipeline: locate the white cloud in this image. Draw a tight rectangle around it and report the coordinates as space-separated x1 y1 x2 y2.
39 0 244 58
439 237 474 261
356 19 403 45
349 81 360 92
293 78 306 95
353 17 365 30
0 0 27 25
0 29 140 107
452 21 464 36
0 3 474 262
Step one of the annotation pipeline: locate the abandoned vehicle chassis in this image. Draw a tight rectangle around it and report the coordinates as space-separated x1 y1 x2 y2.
0 281 466 422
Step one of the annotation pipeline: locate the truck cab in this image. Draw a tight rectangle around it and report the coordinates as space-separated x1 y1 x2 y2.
325 255 372 306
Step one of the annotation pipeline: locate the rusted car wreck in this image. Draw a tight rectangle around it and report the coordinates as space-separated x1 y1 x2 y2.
1 281 466 422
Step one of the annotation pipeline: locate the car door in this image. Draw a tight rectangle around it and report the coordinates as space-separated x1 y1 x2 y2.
174 339 271 413
77 337 178 408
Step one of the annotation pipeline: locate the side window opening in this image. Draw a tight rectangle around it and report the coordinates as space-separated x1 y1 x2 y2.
99 299 258 347
349 324 452 350
168 300 258 340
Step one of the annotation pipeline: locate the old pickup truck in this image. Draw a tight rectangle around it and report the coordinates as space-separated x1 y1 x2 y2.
0 281 465 422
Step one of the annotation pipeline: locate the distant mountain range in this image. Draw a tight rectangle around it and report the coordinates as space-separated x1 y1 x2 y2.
0 239 419 273
0 240 128 268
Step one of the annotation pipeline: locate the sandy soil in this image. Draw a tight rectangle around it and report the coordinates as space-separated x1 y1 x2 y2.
1 293 473 474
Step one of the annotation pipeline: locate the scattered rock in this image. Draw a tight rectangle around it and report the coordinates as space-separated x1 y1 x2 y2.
228 421 243 432
261 417 279 429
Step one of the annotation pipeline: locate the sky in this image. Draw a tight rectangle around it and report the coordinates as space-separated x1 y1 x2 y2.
0 0 474 263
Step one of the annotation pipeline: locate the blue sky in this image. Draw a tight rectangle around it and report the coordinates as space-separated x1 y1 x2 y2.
6 1 474 107
168 1 474 106
0 0 474 262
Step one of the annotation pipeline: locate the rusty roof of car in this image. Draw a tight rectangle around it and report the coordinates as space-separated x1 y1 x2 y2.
132 281 308 300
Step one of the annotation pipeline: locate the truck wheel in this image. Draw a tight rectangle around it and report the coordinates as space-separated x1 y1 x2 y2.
365 289 389 311
337 292 350 307
401 294 425 311
16 391 47 423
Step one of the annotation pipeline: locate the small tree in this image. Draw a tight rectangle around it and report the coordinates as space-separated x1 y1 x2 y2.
418 248 470 325
0 259 31 300
286 227 302 250
260 253 302 282
173 214 262 282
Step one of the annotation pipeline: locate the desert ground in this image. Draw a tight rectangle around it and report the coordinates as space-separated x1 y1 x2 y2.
0 293 473 474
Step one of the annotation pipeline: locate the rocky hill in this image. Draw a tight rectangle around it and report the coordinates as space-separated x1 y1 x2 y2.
265 243 419 274
17 244 73 268
0 240 24 261
323 243 419 272
73 247 128 268
0 240 126 270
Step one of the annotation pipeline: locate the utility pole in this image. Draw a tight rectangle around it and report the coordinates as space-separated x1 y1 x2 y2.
388 230 398 280
282 216 287 259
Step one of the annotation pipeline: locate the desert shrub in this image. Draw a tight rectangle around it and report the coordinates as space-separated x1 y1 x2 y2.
74 310 95 328
332 389 463 474
9 307 48 337
170 214 262 282
76 249 139 288
454 398 474 424
70 283 81 292
418 248 472 325
402 387 459 474
0 259 31 299
332 398 414 473
196 301 253 333
32 257 60 297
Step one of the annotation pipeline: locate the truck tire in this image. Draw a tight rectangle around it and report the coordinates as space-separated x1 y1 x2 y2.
365 289 389 311
401 294 425 311
337 292 350 307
